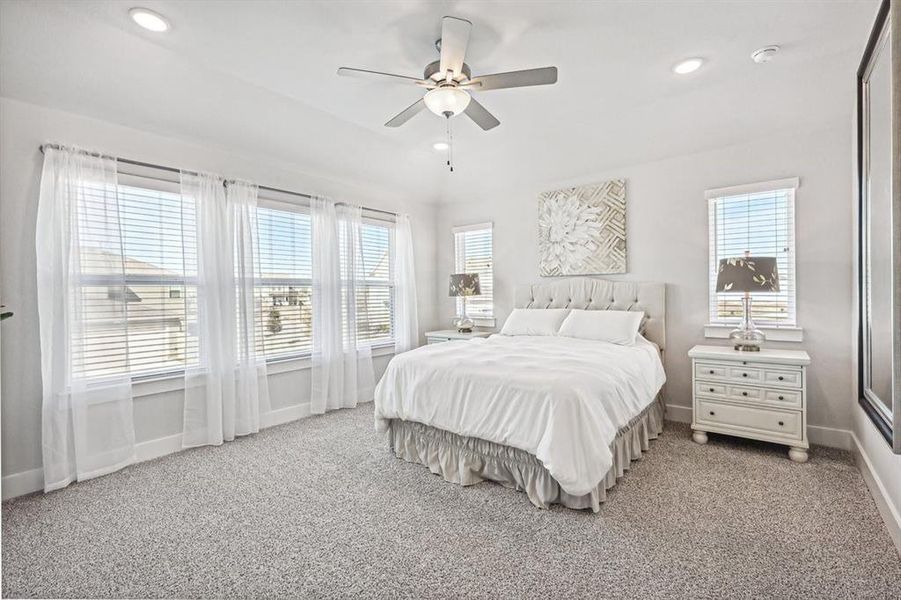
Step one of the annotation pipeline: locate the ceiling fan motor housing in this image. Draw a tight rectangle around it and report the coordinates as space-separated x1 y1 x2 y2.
424 60 472 83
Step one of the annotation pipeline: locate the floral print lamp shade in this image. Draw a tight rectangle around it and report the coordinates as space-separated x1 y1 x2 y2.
715 255 779 352
449 273 480 333
448 273 481 297
715 256 780 293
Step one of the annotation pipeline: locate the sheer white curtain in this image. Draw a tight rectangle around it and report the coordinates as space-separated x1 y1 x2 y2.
393 213 419 353
37 146 136 491
182 174 270 447
311 197 374 414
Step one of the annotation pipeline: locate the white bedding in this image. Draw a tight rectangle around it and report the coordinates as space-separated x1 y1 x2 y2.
373 334 666 496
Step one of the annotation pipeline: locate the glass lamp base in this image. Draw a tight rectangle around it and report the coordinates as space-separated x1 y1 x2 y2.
729 326 766 352
454 316 474 333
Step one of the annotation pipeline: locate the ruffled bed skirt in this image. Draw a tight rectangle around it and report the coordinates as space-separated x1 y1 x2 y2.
385 395 665 512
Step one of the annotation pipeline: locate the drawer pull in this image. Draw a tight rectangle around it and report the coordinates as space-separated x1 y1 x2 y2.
709 388 715 392
778 395 784 401
778 376 784 381
709 411 715 416
742 373 748 377
742 391 748 397
709 370 714 374
778 421 784 426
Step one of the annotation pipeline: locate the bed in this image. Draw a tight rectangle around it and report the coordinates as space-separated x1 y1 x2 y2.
374 278 667 511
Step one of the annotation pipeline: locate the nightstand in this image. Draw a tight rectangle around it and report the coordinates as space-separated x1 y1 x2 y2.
688 344 811 462
425 329 494 344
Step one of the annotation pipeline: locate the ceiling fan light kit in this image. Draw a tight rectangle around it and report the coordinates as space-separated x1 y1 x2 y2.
424 86 471 117
337 15 558 172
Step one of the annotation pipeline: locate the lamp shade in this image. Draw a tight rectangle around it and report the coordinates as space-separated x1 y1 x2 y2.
449 273 481 297
424 87 471 116
716 256 780 293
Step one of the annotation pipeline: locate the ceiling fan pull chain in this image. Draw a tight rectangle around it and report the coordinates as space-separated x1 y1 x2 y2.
446 115 454 172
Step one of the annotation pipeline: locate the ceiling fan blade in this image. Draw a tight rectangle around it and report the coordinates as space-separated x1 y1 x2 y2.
463 97 500 131
337 67 429 86
438 16 472 80
385 99 427 127
467 67 558 91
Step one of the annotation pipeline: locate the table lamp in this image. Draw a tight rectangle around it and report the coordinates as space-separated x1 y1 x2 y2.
449 273 481 333
715 253 780 352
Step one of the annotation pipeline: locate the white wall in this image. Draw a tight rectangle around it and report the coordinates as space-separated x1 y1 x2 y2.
436 123 854 437
0 97 441 483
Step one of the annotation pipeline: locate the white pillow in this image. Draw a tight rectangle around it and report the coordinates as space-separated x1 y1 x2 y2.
499 308 570 336
557 309 644 345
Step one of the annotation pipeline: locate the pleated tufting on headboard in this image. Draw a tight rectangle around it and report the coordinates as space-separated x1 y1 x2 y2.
514 278 666 350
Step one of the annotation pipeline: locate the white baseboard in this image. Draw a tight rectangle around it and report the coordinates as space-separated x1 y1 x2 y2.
263 402 311 428
2 402 315 501
807 424 852 450
1 468 43 501
851 431 901 556
665 403 692 423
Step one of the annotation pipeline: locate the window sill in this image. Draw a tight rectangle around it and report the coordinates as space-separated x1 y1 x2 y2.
132 343 396 398
704 324 803 342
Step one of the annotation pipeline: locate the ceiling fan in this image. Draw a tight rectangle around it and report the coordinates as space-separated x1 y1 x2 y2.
337 16 558 133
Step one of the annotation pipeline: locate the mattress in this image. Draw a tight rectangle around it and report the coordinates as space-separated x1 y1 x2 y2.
373 334 666 498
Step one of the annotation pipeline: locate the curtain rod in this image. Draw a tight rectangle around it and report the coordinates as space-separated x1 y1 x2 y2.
38 143 398 218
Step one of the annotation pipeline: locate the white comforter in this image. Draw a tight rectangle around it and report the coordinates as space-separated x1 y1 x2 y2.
374 334 666 496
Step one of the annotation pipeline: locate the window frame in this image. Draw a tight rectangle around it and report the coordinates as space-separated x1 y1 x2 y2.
705 178 800 335
75 166 399 384
453 222 494 323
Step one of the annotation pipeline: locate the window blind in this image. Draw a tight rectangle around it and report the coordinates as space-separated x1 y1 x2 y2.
708 184 797 326
70 168 398 379
74 181 198 379
453 223 493 318
255 202 313 358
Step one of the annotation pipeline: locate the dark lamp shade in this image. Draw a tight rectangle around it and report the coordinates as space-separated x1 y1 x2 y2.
449 273 481 297
716 257 780 293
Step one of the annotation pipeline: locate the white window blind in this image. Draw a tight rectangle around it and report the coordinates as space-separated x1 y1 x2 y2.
255 201 313 358
453 223 493 318
355 221 394 346
707 180 797 326
74 178 198 379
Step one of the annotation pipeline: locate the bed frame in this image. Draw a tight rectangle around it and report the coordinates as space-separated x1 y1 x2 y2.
514 278 666 351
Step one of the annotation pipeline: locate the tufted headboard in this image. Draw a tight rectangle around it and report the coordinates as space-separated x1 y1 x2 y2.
514 278 666 350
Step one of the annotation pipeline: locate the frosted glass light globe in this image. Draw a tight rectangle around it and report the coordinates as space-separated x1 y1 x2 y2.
424 87 471 116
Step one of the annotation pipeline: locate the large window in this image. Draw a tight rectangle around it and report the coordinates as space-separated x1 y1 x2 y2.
74 174 396 379
75 177 198 379
707 179 797 327
453 223 493 319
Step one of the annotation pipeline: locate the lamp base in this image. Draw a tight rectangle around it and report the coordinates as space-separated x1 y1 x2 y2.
729 326 766 352
454 316 474 334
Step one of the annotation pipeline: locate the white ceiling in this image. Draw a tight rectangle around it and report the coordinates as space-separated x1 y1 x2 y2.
0 0 878 202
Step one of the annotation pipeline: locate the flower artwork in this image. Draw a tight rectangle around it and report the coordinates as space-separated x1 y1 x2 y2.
538 179 627 276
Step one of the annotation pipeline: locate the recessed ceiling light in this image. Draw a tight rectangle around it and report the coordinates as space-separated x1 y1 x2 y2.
751 46 780 64
673 58 704 75
433 142 449 151
129 8 170 32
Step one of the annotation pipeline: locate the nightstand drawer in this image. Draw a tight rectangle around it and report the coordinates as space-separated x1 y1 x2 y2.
696 399 802 440
726 366 763 384
763 368 802 388
763 388 802 408
695 363 728 380
696 382 727 397
726 384 763 402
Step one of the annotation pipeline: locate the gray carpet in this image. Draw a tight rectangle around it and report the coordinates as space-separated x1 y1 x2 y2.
3 404 900 600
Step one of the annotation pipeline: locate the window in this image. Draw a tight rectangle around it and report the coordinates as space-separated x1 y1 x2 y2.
453 223 493 319
75 177 198 379
354 221 394 346
255 201 395 359
74 171 397 379
707 179 797 327
255 201 313 358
